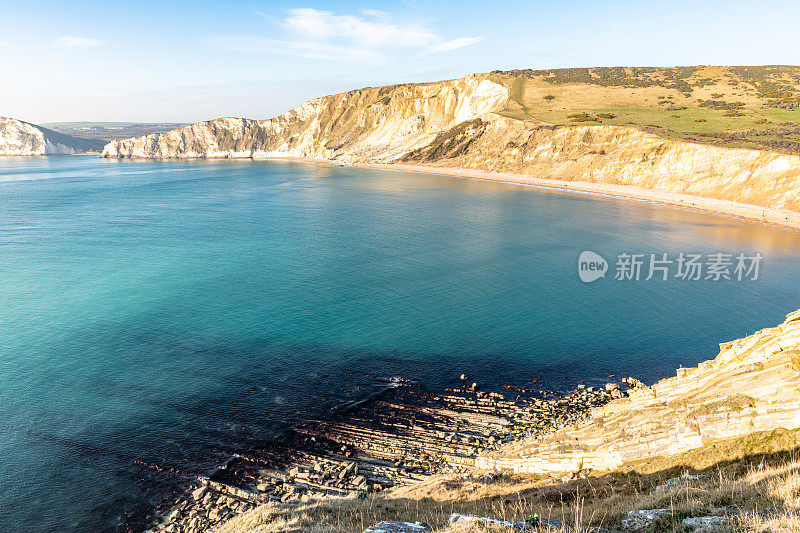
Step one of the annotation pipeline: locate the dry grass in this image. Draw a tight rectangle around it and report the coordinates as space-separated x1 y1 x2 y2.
219 429 800 532
491 65 800 153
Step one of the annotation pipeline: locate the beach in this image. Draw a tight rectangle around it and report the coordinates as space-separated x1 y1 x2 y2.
351 162 800 232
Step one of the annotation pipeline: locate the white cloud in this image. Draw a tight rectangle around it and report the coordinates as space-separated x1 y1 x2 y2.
212 8 481 63
418 37 484 56
53 36 105 48
210 36 383 63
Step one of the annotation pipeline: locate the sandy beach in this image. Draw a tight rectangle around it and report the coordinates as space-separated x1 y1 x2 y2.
261 155 800 231
346 162 800 231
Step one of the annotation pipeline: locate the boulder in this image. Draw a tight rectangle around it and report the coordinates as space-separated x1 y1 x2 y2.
623 377 646 389
448 513 576 531
682 516 730 532
363 522 428 533
654 474 701 494
622 509 671 531
191 486 207 501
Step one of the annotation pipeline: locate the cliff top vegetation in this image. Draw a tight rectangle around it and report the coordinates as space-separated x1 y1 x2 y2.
491 65 800 153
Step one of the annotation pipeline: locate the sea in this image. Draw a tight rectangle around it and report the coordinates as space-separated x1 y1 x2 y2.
1 155 799 532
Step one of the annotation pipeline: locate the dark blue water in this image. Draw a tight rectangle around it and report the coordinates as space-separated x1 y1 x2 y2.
1 156 799 532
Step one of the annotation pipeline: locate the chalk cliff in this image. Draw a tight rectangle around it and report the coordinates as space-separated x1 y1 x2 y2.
102 75 506 161
476 309 800 474
0 117 106 155
102 74 800 213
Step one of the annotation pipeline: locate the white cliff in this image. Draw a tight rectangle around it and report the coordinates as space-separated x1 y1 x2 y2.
0 117 105 155
403 116 800 212
102 75 507 162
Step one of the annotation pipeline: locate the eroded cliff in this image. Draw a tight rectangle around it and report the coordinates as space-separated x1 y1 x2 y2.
0 117 106 155
101 75 507 161
403 116 800 212
476 309 800 474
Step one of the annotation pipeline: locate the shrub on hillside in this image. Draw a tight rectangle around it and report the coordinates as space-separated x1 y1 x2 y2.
567 113 600 122
698 99 746 110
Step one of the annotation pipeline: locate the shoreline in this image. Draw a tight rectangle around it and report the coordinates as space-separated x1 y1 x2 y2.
143 376 624 533
91 153 800 231
349 162 800 232
253 155 800 231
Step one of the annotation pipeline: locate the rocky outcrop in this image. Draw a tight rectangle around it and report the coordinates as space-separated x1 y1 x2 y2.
364 521 429 533
148 380 618 532
476 309 800 474
0 117 105 155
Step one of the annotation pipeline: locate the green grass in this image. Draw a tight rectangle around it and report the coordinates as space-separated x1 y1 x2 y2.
491 66 800 153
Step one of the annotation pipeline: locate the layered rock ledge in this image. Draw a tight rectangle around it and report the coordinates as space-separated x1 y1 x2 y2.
143 379 619 532
477 309 800 474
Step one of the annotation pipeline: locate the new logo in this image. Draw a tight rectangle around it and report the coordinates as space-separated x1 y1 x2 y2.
578 251 608 282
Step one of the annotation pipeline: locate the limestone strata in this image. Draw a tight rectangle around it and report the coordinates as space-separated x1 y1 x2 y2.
0 117 105 155
149 381 616 532
476 309 800 474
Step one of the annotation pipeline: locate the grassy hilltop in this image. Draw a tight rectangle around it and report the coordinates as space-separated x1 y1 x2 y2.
41 122 186 142
490 65 800 153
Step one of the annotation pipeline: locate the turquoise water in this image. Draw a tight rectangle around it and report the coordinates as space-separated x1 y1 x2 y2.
1 156 799 532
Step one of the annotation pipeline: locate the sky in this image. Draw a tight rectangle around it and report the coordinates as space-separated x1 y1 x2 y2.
2 0 800 123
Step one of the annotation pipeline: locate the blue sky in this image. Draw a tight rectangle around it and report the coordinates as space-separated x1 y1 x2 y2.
2 0 799 123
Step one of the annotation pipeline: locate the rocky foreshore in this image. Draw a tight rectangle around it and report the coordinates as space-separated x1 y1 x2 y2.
144 376 632 533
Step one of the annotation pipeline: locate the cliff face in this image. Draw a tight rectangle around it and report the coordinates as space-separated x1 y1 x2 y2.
476 309 800 474
0 117 106 155
102 75 507 161
102 73 800 213
402 116 800 212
